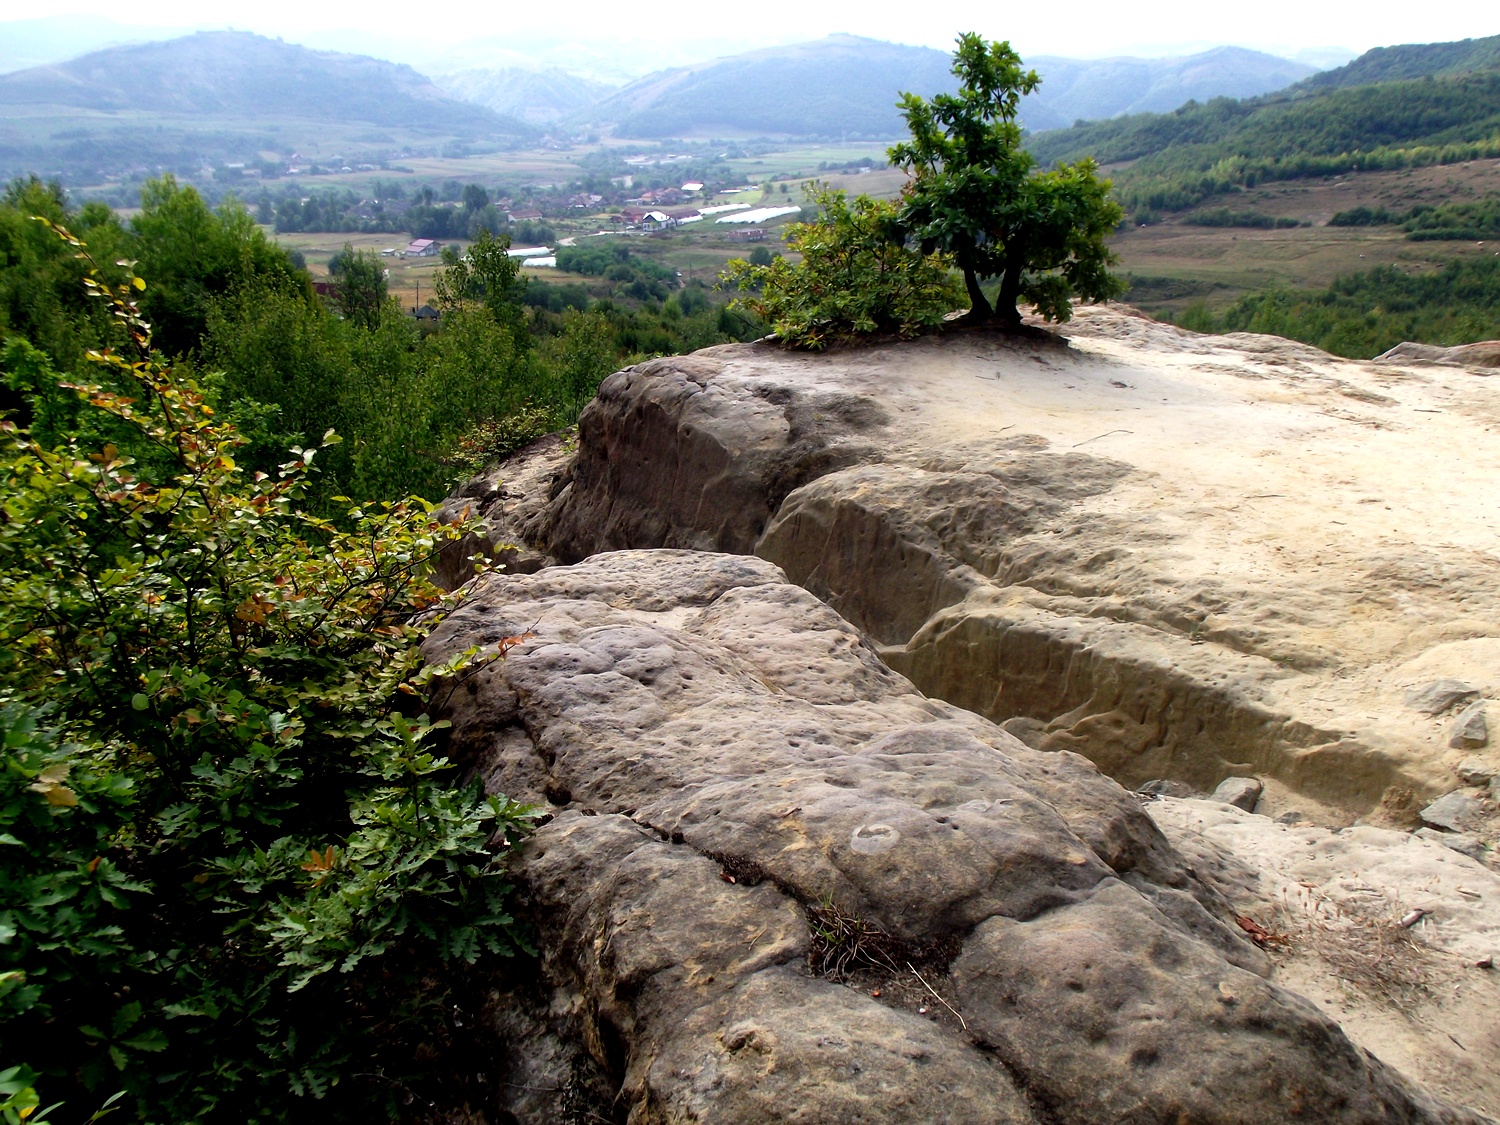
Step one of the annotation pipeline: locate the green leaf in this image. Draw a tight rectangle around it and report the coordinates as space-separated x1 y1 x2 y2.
111 1001 142 1036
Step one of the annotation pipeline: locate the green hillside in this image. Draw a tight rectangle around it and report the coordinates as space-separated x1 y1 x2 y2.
1028 69 1500 219
0 31 536 184
1297 32 1500 89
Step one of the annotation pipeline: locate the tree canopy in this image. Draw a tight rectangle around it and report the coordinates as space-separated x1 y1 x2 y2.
890 34 1124 327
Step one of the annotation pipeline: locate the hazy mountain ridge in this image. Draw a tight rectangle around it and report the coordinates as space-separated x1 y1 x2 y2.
1021 46 1314 130
434 67 617 125
1297 32 1500 89
0 31 528 134
562 35 1316 138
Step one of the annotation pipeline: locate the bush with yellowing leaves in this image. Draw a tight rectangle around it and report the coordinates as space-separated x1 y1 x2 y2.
0 225 536 1122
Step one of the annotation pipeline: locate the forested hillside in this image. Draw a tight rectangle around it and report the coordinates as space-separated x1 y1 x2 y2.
1169 255 1500 358
1029 68 1500 218
1297 32 1500 89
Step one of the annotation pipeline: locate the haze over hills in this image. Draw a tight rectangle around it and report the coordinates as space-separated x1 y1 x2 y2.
561 34 1314 139
434 68 617 126
1020 46 1315 130
567 35 1317 138
0 31 519 133
0 31 538 185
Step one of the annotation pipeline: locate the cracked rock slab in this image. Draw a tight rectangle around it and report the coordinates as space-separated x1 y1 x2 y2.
423 550 1488 1124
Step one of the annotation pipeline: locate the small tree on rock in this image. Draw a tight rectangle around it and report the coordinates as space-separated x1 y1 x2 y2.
890 34 1124 329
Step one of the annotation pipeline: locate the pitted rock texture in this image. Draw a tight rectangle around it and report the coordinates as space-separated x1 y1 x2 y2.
423 550 1489 1124
463 307 1500 821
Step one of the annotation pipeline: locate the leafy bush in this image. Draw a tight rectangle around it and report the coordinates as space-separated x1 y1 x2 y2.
720 184 960 348
890 35 1123 326
0 225 537 1122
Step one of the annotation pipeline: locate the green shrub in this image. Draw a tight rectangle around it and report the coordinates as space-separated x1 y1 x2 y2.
720 184 961 348
0 224 537 1122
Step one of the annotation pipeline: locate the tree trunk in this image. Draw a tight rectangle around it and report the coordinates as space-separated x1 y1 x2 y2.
996 263 1024 331
963 267 992 320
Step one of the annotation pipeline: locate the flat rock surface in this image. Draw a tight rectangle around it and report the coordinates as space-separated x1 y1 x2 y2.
1148 796 1500 1117
490 306 1500 823
424 551 1490 1123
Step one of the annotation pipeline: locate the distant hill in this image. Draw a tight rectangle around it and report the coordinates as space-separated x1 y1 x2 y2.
434 67 617 126
1020 47 1314 131
579 36 950 139
572 35 1316 139
1027 58 1500 219
0 31 524 133
1297 32 1500 89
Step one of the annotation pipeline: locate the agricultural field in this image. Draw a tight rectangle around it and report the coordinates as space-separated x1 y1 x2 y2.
1111 158 1500 315
258 138 1499 320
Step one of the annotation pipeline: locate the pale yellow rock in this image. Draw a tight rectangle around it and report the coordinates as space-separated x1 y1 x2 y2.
522 306 1500 822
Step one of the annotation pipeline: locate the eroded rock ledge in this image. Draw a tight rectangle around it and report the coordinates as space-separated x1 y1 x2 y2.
423 551 1489 1124
446 309 1500 823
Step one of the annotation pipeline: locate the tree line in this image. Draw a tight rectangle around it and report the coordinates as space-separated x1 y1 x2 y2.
1168 255 1500 357
2 175 761 513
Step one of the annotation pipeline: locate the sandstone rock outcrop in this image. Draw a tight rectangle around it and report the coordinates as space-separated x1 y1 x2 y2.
450 306 1500 826
1375 339 1500 368
423 550 1492 1123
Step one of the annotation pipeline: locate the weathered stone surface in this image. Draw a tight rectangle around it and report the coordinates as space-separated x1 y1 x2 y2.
459 307 1500 821
954 880 1448 1125
1421 791 1487 834
1211 775 1264 811
1415 827 1491 864
1451 706 1490 752
431 433 572 590
1376 340 1500 368
424 551 1486 1124
544 351 890 563
1407 679 1482 717
1148 797 1500 1114
1456 755 1495 786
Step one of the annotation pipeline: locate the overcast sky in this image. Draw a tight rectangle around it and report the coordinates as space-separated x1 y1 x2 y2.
2 1 1497 77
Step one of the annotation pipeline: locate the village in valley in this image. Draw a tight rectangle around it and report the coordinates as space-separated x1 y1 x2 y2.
259 143 895 311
